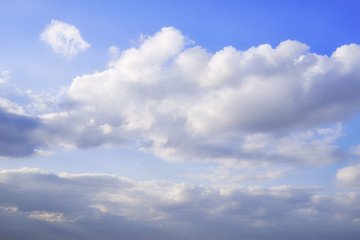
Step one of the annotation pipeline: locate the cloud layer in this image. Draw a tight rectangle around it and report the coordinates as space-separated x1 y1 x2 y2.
40 27 360 167
0 168 359 240
41 20 90 57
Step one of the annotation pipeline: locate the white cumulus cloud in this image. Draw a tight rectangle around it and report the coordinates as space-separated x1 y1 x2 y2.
41 20 90 57
41 27 360 167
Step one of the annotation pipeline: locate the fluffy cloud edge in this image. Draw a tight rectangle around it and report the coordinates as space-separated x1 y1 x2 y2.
336 163 360 189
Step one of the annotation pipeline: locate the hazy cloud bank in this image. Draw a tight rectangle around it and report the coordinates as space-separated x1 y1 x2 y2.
0 168 359 240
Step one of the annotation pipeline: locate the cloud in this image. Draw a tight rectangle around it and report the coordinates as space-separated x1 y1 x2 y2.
0 70 10 83
0 98 45 157
187 160 291 183
42 27 360 166
19 89 57 114
108 45 120 59
336 164 360 189
41 20 90 57
0 168 360 240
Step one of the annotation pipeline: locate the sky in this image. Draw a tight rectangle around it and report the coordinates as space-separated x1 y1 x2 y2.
1 0 360 239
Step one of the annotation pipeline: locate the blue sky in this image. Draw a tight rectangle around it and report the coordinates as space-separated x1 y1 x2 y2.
1 1 360 239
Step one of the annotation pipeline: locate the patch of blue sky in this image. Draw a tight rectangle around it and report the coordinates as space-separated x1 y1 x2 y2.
0 146 212 184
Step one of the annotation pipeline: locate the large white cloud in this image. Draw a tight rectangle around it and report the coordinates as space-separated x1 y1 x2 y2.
41 27 360 166
41 20 90 57
0 168 360 240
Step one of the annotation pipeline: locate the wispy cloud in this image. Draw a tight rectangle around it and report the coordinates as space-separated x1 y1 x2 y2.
0 70 9 83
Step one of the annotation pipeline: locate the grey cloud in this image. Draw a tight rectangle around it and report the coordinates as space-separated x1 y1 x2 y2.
0 108 44 157
0 168 360 240
0 208 181 240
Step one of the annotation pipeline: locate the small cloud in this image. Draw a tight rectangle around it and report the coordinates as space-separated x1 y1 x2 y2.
40 20 90 58
336 164 360 189
352 144 360 156
108 45 120 58
28 211 68 223
0 97 26 115
33 149 54 157
0 70 10 83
